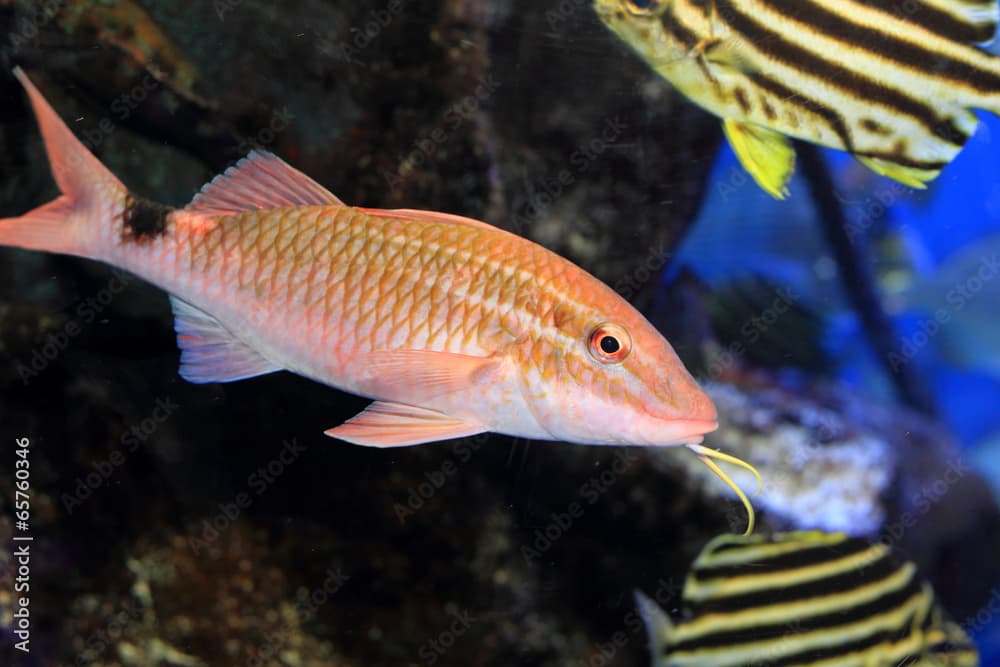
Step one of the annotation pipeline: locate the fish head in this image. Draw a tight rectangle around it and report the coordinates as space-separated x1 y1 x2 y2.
593 0 673 57
518 294 717 447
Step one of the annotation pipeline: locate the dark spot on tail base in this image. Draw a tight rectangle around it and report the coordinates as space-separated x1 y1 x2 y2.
121 194 173 241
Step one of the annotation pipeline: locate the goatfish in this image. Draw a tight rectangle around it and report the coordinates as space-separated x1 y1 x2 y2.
0 68 763 531
635 530 980 666
594 0 1000 198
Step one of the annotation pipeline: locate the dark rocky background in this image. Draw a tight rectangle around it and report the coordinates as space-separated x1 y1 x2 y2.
0 1 997 666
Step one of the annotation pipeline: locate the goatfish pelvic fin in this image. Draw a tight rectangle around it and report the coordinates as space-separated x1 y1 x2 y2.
325 401 488 447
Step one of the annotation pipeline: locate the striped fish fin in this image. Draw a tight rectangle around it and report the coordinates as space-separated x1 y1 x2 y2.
634 590 674 666
856 0 998 45
856 155 938 188
922 603 982 666
662 531 939 666
721 119 795 199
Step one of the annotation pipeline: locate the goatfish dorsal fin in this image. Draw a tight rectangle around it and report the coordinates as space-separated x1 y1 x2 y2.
722 119 795 200
186 150 344 217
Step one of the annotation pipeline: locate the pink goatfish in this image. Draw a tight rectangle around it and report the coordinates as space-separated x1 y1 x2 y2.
1 68 761 531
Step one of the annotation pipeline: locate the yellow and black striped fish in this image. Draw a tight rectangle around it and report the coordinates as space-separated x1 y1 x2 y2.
635 531 980 666
594 0 1000 198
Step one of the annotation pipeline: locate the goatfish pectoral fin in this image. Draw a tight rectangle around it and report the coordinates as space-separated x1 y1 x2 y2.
634 590 675 663
326 349 502 446
326 401 488 447
855 155 937 189
686 443 763 536
358 349 504 398
722 119 795 200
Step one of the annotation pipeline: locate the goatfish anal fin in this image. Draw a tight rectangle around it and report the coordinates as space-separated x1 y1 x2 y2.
722 119 795 200
686 443 763 535
326 401 487 447
170 296 281 383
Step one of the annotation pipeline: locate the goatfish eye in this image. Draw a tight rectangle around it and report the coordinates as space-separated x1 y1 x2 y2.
588 323 632 364
624 0 662 15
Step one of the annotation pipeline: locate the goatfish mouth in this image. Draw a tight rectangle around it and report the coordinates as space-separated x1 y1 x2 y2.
643 418 719 447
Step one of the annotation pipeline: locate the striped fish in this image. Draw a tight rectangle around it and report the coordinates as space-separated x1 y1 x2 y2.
1 68 768 529
635 531 980 666
594 0 1000 198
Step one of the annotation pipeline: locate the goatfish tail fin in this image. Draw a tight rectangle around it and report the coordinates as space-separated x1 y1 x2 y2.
686 443 763 536
634 590 674 666
1 67 127 259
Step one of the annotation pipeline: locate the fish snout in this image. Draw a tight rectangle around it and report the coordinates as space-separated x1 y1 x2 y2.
685 384 718 426
648 378 718 445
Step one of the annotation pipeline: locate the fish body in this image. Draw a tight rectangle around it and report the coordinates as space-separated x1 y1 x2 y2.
635 530 980 666
594 0 1000 198
1 69 733 460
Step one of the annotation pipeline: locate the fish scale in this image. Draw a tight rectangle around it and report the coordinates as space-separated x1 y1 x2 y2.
110 200 583 403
